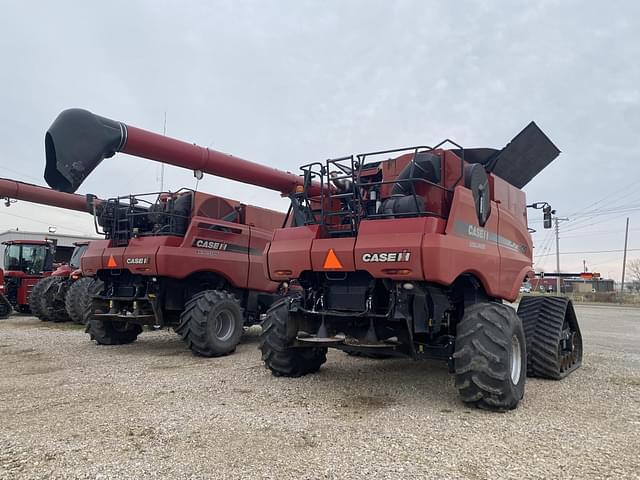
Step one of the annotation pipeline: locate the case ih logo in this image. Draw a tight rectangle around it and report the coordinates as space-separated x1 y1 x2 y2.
126 257 149 265
361 250 411 263
193 239 229 251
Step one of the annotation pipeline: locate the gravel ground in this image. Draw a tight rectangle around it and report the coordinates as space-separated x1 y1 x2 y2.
0 304 639 479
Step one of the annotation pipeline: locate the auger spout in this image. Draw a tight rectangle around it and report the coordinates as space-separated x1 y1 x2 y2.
45 108 317 195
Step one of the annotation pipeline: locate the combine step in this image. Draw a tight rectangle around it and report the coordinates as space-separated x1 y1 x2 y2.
517 296 583 379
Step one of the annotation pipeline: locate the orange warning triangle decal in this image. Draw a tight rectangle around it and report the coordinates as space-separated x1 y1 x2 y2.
323 249 343 269
107 255 117 268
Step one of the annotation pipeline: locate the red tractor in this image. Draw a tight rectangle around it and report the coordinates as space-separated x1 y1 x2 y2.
1 239 57 314
44 109 307 355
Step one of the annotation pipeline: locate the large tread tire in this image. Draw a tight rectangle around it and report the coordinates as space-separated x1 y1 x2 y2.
65 277 98 324
86 319 142 345
260 297 327 377
42 277 70 322
517 296 582 379
453 302 526 411
30 276 57 321
176 290 245 357
0 294 11 319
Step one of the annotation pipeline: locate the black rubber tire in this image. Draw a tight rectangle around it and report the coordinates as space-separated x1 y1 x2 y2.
176 290 245 357
0 295 11 319
30 276 56 321
517 296 582 379
65 277 98 324
42 277 70 322
260 297 327 377
453 302 526 411
86 319 142 345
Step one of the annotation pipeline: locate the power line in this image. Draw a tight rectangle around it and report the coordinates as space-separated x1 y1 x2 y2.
536 248 640 258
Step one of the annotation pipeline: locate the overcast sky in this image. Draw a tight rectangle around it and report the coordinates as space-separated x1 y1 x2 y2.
0 1 639 280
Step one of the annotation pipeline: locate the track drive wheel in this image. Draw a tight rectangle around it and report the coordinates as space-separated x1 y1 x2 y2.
176 290 244 357
65 277 102 324
260 297 327 377
42 277 70 322
453 302 526 411
86 319 142 345
517 296 582 379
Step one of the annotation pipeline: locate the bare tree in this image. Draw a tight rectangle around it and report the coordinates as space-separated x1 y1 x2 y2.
627 258 640 284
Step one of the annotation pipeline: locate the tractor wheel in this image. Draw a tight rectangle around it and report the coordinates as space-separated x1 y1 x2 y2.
65 277 101 324
42 277 70 322
86 319 142 345
260 297 327 377
453 302 526 411
176 290 245 357
0 294 11 319
30 276 56 321
517 296 582 379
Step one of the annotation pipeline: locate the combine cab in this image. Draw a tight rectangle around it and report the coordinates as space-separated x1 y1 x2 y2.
258 123 583 410
43 108 309 356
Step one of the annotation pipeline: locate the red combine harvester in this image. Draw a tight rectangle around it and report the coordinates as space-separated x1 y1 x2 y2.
0 178 99 320
44 109 311 355
258 124 582 410
31 242 89 322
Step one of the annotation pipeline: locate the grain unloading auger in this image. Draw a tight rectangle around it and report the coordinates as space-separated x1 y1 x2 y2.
45 110 582 410
44 109 310 355
0 178 101 321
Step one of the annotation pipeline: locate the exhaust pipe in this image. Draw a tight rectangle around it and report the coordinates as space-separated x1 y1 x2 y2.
45 108 317 195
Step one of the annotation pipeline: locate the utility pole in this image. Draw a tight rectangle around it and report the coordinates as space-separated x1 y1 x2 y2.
621 217 630 295
554 216 569 294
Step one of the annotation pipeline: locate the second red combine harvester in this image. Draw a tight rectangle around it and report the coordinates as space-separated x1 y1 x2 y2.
44 109 309 356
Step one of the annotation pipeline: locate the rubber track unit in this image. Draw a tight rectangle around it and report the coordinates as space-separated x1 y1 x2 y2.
517 296 582 379
86 319 142 345
29 276 57 321
260 297 327 377
175 290 244 357
453 302 526 411
65 277 94 324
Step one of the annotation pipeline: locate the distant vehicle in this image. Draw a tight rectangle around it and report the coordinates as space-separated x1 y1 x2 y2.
520 283 532 294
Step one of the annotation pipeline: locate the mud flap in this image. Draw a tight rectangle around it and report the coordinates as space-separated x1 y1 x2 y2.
517 296 583 379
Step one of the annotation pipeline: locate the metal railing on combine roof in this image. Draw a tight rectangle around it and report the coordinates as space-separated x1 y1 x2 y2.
297 139 466 236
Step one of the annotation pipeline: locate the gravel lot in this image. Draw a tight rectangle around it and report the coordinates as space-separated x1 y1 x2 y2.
1 304 638 479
